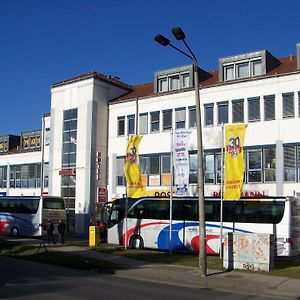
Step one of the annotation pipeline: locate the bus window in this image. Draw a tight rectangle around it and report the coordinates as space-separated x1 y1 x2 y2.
43 197 65 210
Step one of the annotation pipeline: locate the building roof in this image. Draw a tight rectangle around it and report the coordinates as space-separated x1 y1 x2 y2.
52 71 132 91
110 56 298 104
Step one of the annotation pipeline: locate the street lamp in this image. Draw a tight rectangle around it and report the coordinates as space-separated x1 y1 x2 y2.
155 27 207 277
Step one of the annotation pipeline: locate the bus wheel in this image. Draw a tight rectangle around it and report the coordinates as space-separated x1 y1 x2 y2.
10 227 19 237
130 235 144 250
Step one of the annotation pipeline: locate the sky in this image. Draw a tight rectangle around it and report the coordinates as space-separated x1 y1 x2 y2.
0 0 300 135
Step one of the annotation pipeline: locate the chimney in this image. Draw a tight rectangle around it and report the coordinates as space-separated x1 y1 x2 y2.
297 43 300 70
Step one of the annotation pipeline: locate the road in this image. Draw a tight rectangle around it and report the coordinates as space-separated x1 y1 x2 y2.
0 256 285 300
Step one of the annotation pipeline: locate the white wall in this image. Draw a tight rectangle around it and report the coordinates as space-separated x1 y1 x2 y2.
108 72 300 199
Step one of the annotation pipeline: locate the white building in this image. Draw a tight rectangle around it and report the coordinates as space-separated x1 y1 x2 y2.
1 44 300 235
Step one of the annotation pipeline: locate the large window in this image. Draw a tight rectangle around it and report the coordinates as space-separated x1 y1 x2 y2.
163 110 172 131
150 111 160 133
217 101 228 124
61 108 77 233
204 104 214 126
175 108 186 129
157 71 191 93
247 149 262 183
232 99 244 123
282 92 294 119
9 164 41 188
139 113 148 134
248 97 260 122
264 95 275 121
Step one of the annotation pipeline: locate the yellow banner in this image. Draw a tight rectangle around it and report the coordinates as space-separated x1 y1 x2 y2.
224 124 247 200
124 136 148 198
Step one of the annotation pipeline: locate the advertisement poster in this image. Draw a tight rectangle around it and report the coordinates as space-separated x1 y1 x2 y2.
124 135 148 198
224 124 247 200
173 129 191 196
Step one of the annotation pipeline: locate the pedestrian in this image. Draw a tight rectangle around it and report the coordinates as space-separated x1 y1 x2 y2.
46 219 56 244
57 219 66 244
99 221 107 243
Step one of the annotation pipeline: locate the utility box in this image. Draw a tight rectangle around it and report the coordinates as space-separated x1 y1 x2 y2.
223 233 274 272
89 226 99 247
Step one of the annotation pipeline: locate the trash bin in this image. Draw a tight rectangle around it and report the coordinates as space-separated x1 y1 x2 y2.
89 226 99 247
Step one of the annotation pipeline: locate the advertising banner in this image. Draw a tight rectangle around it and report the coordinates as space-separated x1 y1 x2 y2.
173 129 192 196
224 124 247 200
124 135 148 198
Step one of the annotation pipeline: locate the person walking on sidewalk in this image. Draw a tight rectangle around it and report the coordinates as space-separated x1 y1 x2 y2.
58 219 66 244
46 219 56 244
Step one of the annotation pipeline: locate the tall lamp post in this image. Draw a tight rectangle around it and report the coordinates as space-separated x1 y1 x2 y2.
155 27 207 277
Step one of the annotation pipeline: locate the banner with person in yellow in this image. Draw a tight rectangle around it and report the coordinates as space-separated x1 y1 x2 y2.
124 135 148 198
224 124 247 200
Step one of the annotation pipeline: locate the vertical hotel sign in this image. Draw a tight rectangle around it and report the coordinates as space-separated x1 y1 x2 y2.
224 124 247 200
124 136 148 198
173 130 191 196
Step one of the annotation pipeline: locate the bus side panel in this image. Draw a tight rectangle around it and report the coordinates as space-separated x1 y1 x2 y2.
0 213 40 236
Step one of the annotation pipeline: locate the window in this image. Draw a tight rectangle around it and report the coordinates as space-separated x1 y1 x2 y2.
189 153 197 184
117 116 125 136
0 166 7 188
116 157 125 186
297 146 300 182
204 153 215 183
181 73 190 88
224 65 234 81
150 111 160 132
204 104 214 126
264 148 276 182
247 149 262 182
149 155 160 174
175 108 186 129
158 77 168 92
264 95 275 121
139 113 148 134
163 110 172 131
284 146 296 181
248 97 260 122
232 99 244 123
282 92 294 118
252 60 262 76
169 75 179 91
189 106 196 128
237 62 249 78
149 155 160 186
216 153 222 183
161 155 171 185
127 115 135 135
217 101 228 124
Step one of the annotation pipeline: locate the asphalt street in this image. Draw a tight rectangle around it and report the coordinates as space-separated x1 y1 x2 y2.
0 256 286 300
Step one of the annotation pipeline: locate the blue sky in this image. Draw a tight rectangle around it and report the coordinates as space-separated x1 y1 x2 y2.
1 0 300 135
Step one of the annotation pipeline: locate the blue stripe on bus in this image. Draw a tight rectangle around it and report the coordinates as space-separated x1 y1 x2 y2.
157 222 253 251
0 213 36 225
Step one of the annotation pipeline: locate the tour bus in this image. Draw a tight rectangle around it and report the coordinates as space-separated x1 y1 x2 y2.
107 196 300 257
0 196 66 237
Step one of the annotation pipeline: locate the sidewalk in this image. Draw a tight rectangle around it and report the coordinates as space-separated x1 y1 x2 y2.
45 243 300 299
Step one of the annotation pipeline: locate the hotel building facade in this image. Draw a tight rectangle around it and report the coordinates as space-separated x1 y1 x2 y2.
1 43 300 235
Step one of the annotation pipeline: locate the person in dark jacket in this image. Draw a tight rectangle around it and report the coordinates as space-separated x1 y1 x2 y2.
46 219 56 244
57 219 66 244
